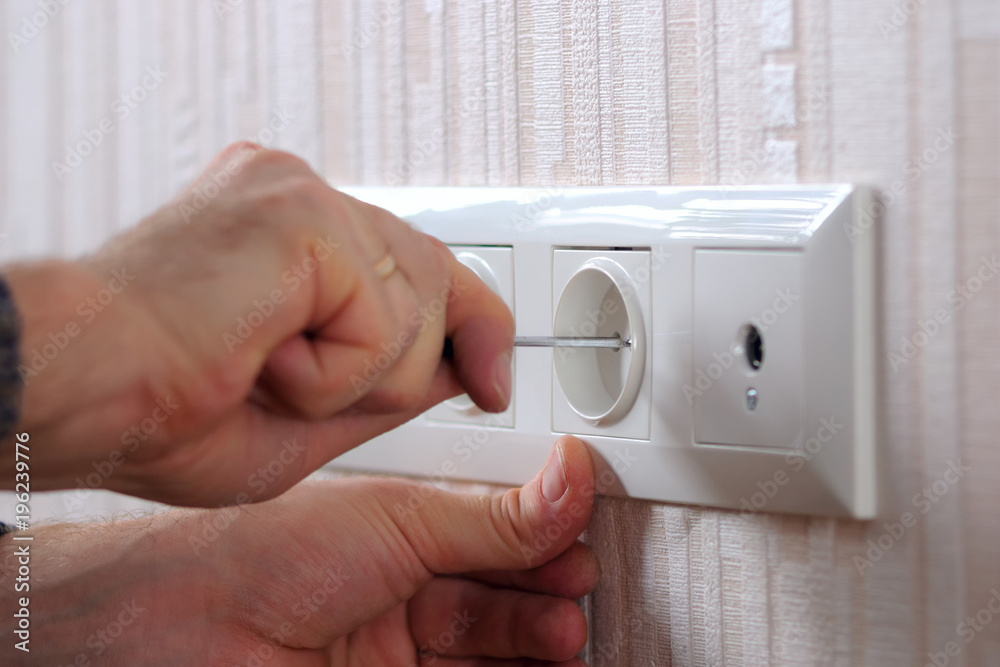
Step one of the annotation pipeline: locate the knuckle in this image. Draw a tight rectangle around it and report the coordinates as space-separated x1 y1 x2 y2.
423 233 449 253
250 146 313 173
486 489 535 563
284 178 340 217
424 237 451 283
221 139 264 157
351 197 396 230
364 205 410 252
250 176 328 221
405 235 452 305
209 141 264 171
290 176 333 201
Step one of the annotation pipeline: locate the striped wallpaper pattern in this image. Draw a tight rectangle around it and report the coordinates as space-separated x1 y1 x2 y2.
1 0 999 664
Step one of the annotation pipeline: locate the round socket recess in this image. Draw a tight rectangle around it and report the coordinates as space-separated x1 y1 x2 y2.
552 258 646 423
447 252 502 411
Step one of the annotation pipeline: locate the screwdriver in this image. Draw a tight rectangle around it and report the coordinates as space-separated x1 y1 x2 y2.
514 335 630 349
442 335 630 360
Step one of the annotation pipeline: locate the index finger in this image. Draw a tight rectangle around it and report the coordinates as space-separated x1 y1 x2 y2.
436 236 514 413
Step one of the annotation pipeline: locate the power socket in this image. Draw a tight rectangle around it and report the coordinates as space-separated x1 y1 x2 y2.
551 249 652 440
333 186 879 519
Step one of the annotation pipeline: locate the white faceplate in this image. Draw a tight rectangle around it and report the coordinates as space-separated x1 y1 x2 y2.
331 186 879 519
692 249 804 449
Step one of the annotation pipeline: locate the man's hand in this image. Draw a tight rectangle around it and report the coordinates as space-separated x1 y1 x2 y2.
1 143 514 506
1 437 597 666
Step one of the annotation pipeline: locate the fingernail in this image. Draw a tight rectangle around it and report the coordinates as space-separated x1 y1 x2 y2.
492 350 512 409
541 442 568 503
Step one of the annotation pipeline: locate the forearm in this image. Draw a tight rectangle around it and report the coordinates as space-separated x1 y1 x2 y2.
0 260 182 492
0 513 220 665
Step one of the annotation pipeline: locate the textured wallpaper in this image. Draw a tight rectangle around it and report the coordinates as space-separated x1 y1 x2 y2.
2 0 999 664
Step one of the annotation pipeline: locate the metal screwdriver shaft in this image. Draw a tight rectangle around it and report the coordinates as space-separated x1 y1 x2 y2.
514 335 630 350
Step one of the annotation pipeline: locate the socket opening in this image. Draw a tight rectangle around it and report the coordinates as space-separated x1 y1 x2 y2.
738 323 764 372
552 259 646 423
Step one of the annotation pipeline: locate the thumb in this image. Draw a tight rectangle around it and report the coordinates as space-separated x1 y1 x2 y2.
382 434 595 572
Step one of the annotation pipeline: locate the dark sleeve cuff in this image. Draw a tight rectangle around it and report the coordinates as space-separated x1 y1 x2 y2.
0 276 23 440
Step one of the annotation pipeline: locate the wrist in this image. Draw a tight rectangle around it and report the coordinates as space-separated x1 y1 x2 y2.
3 259 106 433
0 259 187 494
0 260 114 492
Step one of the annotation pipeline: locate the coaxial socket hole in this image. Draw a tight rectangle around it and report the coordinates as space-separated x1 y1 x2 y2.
738 323 764 372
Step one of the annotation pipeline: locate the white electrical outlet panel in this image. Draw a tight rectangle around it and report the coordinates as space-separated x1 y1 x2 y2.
332 186 879 519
